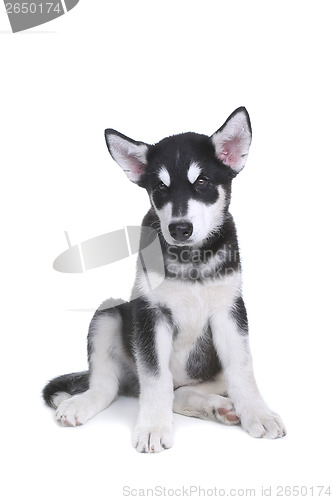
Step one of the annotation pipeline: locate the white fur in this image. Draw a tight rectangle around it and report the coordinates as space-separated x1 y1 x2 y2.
158 166 171 187
173 376 239 425
150 200 172 243
210 312 286 438
56 313 133 426
152 186 226 246
187 162 202 184
133 318 174 452
185 186 226 244
138 270 242 387
137 268 286 440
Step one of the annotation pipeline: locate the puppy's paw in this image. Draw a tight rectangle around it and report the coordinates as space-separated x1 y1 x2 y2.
173 391 240 425
55 394 94 426
212 396 240 425
132 424 174 453
241 407 286 439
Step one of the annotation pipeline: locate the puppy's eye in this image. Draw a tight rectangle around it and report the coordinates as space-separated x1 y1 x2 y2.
195 176 208 187
158 181 167 191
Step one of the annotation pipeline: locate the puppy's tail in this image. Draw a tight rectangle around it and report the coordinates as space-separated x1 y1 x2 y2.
42 371 89 409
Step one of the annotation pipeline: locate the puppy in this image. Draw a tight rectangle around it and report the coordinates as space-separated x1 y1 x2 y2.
43 107 286 452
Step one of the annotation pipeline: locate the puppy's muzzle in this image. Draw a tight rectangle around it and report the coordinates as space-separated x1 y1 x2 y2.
168 221 193 242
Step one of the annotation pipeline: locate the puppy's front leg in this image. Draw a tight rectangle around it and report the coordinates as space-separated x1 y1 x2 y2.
211 303 286 439
133 315 174 453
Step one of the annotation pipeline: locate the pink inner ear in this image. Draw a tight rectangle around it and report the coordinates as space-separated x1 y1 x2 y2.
129 159 145 179
218 137 242 170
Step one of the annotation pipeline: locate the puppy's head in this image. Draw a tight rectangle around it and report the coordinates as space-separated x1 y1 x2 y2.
105 107 252 246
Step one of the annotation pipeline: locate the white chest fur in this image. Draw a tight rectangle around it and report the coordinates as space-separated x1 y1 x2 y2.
143 272 242 386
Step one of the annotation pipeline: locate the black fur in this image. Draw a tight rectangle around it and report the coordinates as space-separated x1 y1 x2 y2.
186 326 222 382
43 371 89 408
142 133 235 216
88 302 135 363
164 213 241 282
133 298 174 375
136 208 241 283
230 296 249 335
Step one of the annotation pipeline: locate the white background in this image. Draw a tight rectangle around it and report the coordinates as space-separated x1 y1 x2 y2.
1 1 332 499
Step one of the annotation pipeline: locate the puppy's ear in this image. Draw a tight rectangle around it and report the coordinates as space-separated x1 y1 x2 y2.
211 107 252 174
105 129 150 184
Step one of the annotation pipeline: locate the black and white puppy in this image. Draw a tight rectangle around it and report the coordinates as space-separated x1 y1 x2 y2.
43 107 286 452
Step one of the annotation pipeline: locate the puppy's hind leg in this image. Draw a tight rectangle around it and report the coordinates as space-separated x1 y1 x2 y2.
173 375 240 426
56 308 126 426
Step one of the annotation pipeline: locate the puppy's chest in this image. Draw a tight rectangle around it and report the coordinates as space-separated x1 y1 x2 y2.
171 294 210 360
151 274 241 329
150 277 240 385
167 290 212 386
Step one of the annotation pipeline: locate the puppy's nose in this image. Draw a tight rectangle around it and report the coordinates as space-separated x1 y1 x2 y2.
168 221 193 242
